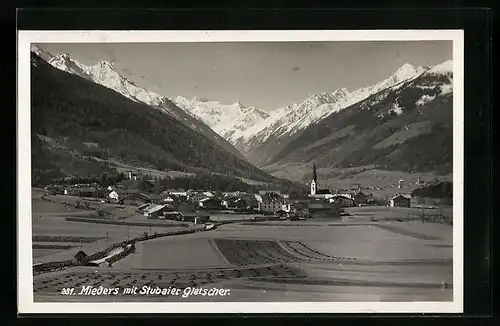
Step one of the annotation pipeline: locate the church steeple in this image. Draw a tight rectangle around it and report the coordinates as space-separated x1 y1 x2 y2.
310 162 317 195
312 162 317 182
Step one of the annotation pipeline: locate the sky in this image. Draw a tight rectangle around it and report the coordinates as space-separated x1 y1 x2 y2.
38 41 452 110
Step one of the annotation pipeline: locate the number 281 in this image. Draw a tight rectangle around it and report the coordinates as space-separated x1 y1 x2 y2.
61 288 74 295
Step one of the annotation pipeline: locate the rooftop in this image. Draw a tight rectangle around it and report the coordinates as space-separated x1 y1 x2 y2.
144 205 166 214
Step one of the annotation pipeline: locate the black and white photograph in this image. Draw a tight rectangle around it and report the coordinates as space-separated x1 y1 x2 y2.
17 30 464 313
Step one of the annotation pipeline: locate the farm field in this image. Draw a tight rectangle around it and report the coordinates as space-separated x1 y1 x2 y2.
31 190 192 264
346 206 453 222
32 203 454 302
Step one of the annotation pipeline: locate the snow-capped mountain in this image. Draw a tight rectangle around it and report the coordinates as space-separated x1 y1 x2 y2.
37 47 247 161
260 58 454 178
172 97 270 140
48 53 173 108
30 44 55 62
37 42 453 173
31 51 281 185
227 62 433 159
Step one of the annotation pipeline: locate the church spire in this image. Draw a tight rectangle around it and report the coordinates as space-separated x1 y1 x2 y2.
312 162 317 182
310 162 317 196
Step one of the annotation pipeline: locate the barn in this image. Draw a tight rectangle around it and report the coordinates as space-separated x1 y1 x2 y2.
389 194 411 208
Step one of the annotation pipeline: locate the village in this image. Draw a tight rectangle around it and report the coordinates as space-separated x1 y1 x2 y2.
41 167 421 225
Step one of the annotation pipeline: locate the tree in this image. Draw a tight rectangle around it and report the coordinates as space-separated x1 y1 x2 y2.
153 178 163 195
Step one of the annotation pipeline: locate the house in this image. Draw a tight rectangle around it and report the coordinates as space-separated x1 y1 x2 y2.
254 194 263 203
65 186 100 198
258 197 284 213
162 196 175 204
194 215 211 224
389 194 411 208
225 197 246 210
354 192 368 205
167 189 188 197
241 194 259 208
164 211 182 221
286 200 310 213
136 203 151 213
258 190 281 196
331 195 355 208
178 202 196 212
82 141 99 149
311 189 335 199
308 201 341 219
143 204 167 218
108 190 119 201
179 211 211 223
73 250 88 265
335 193 354 200
119 192 151 206
189 192 209 203
198 198 222 210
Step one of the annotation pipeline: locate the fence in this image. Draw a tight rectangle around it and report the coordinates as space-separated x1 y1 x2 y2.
407 207 453 224
34 228 202 274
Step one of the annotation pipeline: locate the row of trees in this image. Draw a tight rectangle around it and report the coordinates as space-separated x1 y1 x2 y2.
412 181 453 199
49 172 128 187
136 173 260 194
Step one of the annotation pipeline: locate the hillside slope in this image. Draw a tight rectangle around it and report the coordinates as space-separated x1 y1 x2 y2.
35 46 246 161
30 52 281 185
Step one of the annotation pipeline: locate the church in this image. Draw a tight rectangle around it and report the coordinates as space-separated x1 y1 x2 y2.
309 162 334 199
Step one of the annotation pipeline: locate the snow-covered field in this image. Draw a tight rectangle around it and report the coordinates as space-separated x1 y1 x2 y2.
33 213 453 302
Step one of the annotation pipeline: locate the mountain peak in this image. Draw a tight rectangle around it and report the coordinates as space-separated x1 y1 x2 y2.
398 62 417 71
30 44 55 62
54 53 72 61
96 60 115 69
234 100 245 108
426 60 453 75
332 88 350 97
393 62 427 79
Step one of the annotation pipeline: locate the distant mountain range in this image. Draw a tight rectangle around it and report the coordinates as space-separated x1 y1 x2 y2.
32 44 453 183
30 51 285 188
264 61 453 181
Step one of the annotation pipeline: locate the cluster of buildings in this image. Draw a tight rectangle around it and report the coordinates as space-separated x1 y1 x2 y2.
45 183 106 198
43 163 412 222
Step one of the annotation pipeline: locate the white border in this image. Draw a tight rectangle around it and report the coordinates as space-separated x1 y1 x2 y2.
17 30 464 314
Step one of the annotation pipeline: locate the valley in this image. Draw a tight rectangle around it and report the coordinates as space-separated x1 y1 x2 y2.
32 44 453 188
28 42 456 304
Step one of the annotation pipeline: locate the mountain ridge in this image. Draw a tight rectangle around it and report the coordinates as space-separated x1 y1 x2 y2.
30 52 287 189
35 46 248 161
261 63 453 182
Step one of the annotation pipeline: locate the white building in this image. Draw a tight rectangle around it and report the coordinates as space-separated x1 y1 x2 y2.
389 194 411 208
162 196 175 203
254 194 263 203
108 190 119 200
169 190 188 197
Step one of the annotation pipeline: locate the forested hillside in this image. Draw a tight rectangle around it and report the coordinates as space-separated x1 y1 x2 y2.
30 52 282 186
